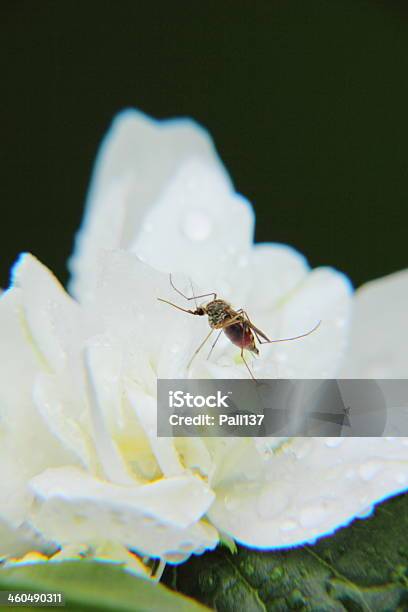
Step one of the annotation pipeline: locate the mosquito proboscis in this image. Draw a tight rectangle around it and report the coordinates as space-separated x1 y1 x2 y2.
158 274 321 381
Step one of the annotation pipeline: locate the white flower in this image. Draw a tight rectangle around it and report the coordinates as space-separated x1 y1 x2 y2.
1 109 408 570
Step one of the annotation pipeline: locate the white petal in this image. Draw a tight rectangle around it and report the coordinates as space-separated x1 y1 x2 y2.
0 519 52 560
126 382 186 478
33 373 95 471
129 160 254 293
69 109 231 302
86 250 191 357
0 288 39 428
341 269 408 377
29 466 217 561
252 267 353 378
244 243 310 312
208 437 408 548
11 253 87 374
85 250 208 379
0 287 78 526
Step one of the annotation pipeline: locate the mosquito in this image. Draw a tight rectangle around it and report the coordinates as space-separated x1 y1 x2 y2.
158 274 321 381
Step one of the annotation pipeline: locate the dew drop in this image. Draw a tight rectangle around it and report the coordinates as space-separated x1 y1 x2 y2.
325 438 343 448
299 502 329 528
293 440 311 460
182 210 212 242
280 519 297 532
224 494 241 511
358 460 383 481
257 484 289 519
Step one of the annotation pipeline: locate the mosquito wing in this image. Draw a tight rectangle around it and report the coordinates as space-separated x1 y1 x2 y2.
246 320 271 343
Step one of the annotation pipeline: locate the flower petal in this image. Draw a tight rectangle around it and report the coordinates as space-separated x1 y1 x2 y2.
208 437 408 548
0 286 78 526
239 267 352 379
265 267 352 378
11 253 87 376
0 519 52 560
69 109 231 302
29 466 218 562
129 159 254 293
341 269 408 377
244 243 310 313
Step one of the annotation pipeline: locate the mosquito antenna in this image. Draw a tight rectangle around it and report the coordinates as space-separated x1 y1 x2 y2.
169 273 190 300
263 320 322 344
157 297 195 315
169 273 217 308
189 277 198 309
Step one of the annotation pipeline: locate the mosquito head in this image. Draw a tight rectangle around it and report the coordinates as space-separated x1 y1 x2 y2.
195 306 206 316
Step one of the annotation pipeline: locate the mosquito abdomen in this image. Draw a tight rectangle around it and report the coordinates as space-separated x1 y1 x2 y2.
224 323 258 354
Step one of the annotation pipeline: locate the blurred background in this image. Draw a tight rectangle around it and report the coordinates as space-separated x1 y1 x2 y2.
1 0 407 291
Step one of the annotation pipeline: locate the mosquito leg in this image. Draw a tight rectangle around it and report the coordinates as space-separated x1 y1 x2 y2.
256 320 321 344
241 310 271 342
218 313 246 329
170 274 217 302
241 318 261 356
241 310 321 344
240 346 257 382
206 330 223 361
238 321 256 381
249 324 264 345
187 329 215 371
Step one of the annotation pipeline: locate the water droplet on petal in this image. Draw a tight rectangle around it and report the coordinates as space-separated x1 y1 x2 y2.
182 210 212 242
293 440 312 460
257 484 289 519
358 460 382 481
280 519 297 532
395 472 407 484
299 502 329 528
224 494 241 511
325 438 343 448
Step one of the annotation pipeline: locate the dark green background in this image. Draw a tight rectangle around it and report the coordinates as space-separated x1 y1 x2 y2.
1 0 407 291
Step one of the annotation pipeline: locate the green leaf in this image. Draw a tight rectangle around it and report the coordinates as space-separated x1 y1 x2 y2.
169 492 408 611
0 560 209 612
